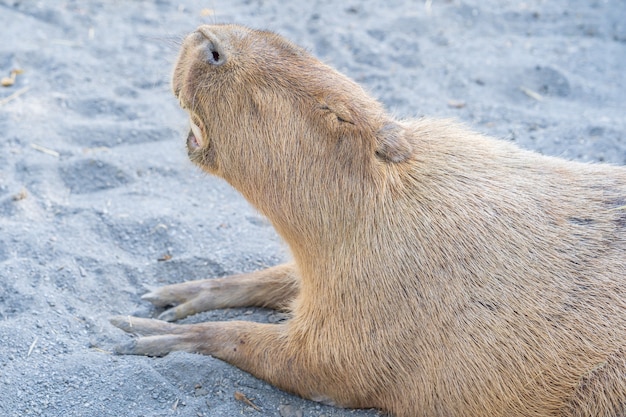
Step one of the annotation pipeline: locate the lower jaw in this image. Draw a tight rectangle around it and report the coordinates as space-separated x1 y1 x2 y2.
186 130 200 150
188 143 217 174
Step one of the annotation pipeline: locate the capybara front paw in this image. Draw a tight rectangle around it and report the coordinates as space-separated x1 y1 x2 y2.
140 281 217 321
110 315 199 356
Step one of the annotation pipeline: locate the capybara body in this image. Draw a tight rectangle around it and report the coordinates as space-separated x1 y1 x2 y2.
112 24 626 417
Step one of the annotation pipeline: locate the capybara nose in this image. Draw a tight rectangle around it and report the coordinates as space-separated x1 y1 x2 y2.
195 26 227 66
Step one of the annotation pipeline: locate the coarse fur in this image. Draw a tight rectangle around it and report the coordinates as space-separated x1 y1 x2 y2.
111 24 626 417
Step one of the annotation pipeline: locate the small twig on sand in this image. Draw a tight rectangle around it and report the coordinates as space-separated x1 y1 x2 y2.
425 0 433 14
31 143 60 158
520 86 544 101
12 188 28 201
0 85 31 106
447 99 466 109
1 69 23 86
234 391 261 412
27 336 38 357
90 347 112 354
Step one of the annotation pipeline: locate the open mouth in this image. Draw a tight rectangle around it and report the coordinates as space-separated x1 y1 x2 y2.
187 116 205 151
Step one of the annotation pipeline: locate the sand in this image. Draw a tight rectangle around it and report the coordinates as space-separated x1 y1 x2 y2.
0 0 624 416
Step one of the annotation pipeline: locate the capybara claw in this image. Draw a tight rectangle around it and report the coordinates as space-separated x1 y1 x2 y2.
110 315 178 336
140 290 169 307
109 315 136 334
114 339 172 357
140 291 156 301
157 309 178 322
114 340 140 356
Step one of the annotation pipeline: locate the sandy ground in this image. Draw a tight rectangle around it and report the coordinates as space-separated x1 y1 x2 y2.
0 1 624 416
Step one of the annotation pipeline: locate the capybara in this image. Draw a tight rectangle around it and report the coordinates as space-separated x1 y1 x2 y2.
111 24 626 417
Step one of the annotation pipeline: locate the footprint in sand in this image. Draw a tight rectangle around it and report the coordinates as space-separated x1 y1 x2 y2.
59 159 131 194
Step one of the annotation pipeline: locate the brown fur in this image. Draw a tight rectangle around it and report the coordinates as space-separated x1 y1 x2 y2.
111 24 626 417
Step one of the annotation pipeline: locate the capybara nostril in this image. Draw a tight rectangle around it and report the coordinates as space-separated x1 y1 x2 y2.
203 45 225 66
209 50 221 64
197 27 227 66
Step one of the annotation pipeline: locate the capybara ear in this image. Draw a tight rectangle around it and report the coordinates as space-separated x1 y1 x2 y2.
375 122 413 163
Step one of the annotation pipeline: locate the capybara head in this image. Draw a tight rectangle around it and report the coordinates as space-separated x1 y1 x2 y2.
172 25 413 198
